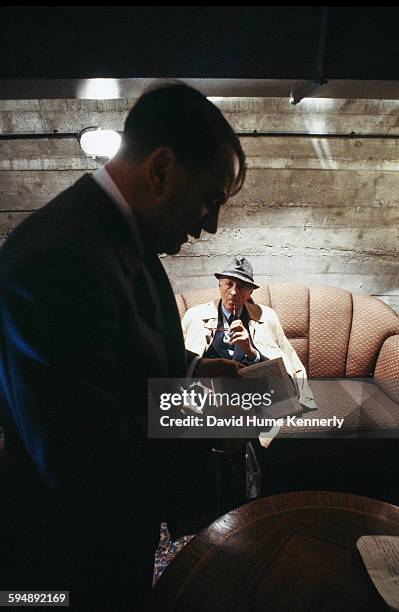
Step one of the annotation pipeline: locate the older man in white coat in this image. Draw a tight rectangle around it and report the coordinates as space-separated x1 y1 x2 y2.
181 256 316 511
183 256 315 411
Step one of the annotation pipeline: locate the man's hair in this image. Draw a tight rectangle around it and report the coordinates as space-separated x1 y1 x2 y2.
119 81 246 196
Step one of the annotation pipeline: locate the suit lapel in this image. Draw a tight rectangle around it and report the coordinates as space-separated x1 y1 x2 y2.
78 174 186 376
142 249 186 376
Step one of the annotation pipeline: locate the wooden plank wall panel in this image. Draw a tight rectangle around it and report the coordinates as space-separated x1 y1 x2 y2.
0 97 398 313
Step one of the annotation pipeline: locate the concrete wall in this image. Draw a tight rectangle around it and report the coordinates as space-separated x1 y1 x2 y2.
0 97 398 313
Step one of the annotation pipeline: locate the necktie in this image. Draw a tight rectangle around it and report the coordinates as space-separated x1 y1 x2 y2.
228 312 246 361
228 313 236 325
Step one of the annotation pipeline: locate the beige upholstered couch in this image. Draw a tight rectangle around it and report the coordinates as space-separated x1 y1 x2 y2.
176 283 399 501
176 283 399 404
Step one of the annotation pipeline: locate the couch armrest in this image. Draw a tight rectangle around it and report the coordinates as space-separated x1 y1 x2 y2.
374 335 399 403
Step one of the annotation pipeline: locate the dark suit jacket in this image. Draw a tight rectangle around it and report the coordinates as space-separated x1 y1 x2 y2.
0 174 191 609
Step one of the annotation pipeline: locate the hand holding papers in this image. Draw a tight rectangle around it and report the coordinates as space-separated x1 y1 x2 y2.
194 357 245 378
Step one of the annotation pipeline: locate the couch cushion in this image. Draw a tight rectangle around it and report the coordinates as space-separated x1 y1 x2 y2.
268 284 309 338
374 335 399 404
288 338 309 375
175 293 187 320
360 379 399 433
278 379 399 437
309 286 352 378
178 288 219 317
252 286 271 308
278 379 361 437
267 284 309 372
346 295 399 377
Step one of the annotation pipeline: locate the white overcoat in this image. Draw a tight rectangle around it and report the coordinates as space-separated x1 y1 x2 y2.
182 299 316 411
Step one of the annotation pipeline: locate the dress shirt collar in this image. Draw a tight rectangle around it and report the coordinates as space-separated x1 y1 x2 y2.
221 303 243 322
92 166 144 256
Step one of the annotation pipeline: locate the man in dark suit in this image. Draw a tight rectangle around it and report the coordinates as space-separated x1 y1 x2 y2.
0 83 245 610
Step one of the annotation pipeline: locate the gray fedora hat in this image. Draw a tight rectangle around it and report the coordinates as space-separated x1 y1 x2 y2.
215 255 259 289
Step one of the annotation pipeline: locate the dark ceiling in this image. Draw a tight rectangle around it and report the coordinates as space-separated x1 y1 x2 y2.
1 6 398 80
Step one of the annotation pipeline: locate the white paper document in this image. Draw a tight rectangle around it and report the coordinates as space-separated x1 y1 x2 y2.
357 535 399 610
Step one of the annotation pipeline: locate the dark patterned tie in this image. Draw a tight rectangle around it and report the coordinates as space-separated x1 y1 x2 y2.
228 311 247 362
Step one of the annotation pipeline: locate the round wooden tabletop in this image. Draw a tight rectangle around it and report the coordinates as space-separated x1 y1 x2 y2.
150 491 399 611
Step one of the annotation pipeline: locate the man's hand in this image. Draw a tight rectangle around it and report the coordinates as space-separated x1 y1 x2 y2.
229 319 257 359
193 357 245 378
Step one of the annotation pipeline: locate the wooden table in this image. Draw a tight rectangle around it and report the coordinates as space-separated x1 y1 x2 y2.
150 491 399 611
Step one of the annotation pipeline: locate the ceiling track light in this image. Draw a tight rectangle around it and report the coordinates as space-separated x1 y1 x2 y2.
289 79 328 105
78 126 121 159
290 7 329 105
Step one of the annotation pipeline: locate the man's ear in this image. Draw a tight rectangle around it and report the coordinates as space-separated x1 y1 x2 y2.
146 147 176 198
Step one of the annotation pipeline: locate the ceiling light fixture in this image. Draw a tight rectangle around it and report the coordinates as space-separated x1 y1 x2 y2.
290 7 329 105
78 127 121 159
78 78 121 100
289 80 327 105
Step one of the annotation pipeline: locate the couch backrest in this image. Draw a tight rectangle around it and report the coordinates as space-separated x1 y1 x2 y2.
175 284 399 378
